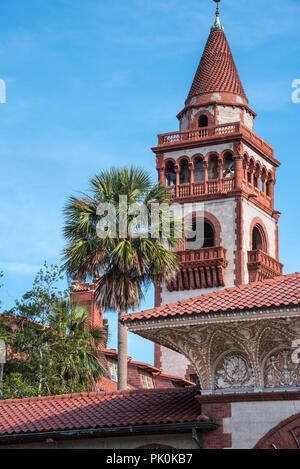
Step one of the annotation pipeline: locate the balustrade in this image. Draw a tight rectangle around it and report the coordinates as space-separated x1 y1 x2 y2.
166 177 235 200
157 122 274 160
247 250 283 283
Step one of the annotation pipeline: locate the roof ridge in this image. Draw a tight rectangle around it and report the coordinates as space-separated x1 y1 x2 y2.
127 272 300 320
0 387 194 406
124 272 300 323
191 272 300 302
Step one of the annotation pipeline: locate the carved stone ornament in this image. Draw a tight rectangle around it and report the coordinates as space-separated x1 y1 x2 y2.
215 353 254 390
264 349 300 388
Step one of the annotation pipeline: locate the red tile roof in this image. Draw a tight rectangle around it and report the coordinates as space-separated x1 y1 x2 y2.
129 361 161 373
0 388 210 436
97 377 136 392
124 273 300 323
187 30 246 100
97 377 118 392
157 374 195 386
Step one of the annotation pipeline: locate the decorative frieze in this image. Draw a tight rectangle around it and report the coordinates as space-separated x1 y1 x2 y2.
128 317 300 393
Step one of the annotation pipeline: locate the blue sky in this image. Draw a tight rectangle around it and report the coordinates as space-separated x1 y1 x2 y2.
0 0 300 364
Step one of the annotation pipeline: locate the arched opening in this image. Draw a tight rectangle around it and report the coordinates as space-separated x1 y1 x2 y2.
253 164 260 188
208 155 219 180
186 219 215 250
198 115 208 128
247 159 254 185
223 153 235 178
179 159 189 184
194 157 205 182
252 224 267 253
261 168 267 193
165 161 176 186
203 221 215 247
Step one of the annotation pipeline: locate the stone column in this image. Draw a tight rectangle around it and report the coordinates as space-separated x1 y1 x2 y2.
234 155 243 190
189 162 194 196
268 177 275 210
218 158 223 192
175 165 180 197
203 160 208 193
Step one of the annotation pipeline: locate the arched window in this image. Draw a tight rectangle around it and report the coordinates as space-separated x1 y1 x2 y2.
223 153 235 178
203 221 215 247
254 164 260 188
179 159 189 184
186 219 215 249
194 157 205 182
261 168 266 193
198 115 208 128
247 159 254 185
165 161 176 186
252 224 267 253
208 155 219 180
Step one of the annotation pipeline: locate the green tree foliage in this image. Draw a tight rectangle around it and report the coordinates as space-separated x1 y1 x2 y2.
0 264 105 399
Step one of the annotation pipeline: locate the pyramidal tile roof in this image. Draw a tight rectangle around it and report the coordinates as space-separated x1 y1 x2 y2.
187 30 247 101
0 388 211 436
124 273 300 323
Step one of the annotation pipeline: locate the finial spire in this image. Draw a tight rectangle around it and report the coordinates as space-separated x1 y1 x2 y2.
211 0 224 32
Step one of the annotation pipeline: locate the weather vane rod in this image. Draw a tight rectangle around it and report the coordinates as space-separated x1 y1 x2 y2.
211 0 224 32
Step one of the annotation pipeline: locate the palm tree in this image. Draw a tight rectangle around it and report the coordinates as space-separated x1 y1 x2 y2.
62 167 179 390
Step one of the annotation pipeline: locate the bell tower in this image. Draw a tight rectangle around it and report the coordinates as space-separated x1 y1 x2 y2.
152 2 284 374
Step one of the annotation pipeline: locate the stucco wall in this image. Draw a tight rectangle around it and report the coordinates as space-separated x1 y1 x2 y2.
243 110 254 130
179 112 189 131
158 346 191 378
217 105 241 125
223 400 300 449
161 198 237 306
159 198 237 377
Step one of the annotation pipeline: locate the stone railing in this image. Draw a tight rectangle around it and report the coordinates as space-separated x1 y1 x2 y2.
247 250 283 283
158 123 240 146
166 177 235 200
157 122 274 160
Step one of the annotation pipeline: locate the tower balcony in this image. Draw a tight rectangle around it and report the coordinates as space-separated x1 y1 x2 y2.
167 246 228 292
155 122 274 161
247 250 283 283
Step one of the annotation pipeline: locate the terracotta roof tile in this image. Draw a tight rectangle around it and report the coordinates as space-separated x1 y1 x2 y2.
187 30 246 100
124 273 300 323
0 388 210 436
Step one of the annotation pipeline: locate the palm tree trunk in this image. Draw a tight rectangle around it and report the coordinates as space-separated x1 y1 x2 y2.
117 310 128 390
